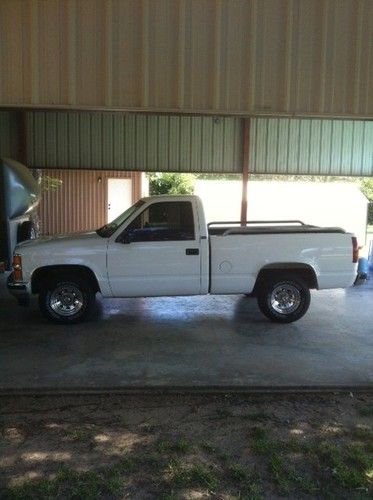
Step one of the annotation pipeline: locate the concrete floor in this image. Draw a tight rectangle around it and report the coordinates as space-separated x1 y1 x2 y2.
0 273 372 390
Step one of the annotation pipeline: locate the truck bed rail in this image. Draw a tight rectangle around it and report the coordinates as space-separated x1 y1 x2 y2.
207 220 346 236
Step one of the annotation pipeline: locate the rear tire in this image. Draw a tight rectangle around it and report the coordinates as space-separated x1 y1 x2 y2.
39 274 95 324
256 273 310 323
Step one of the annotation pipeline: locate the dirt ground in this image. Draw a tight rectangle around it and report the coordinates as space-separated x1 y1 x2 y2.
0 392 372 499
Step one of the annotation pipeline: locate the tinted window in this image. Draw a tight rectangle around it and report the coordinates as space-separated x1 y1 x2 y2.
124 202 195 242
96 200 145 237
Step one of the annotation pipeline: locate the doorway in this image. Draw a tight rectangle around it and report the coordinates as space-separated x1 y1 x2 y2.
107 178 132 222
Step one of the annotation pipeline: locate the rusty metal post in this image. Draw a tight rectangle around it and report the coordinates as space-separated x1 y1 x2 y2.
240 117 250 225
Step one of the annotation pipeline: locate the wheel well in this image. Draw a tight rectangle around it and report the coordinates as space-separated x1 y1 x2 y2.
253 264 318 294
31 265 100 294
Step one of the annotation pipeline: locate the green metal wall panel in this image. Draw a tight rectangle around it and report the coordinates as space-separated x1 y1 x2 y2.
25 112 373 177
249 118 373 177
28 112 243 173
0 112 19 159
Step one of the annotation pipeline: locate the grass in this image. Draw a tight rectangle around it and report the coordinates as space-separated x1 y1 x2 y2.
4 467 123 500
201 441 217 454
247 424 372 495
242 411 272 422
285 436 313 453
216 407 232 418
315 439 372 490
359 405 373 417
250 427 279 455
2 395 373 500
268 454 316 494
228 464 249 481
140 421 155 433
4 432 372 500
5 477 58 500
68 429 89 442
227 466 261 498
157 437 192 454
353 426 373 440
166 460 218 491
218 451 231 463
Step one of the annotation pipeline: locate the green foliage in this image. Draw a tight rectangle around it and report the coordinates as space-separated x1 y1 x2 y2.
367 203 373 225
360 178 373 224
39 175 63 192
360 178 373 201
148 173 194 195
196 173 241 180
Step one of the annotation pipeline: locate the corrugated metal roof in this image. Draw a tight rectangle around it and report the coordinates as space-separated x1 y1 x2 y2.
0 0 372 118
28 113 243 173
249 118 373 177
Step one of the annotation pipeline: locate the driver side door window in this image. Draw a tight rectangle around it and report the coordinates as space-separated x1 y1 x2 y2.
124 201 195 243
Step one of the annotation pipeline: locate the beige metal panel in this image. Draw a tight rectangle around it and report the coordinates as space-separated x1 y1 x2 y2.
1 0 372 117
38 169 142 235
27 112 243 173
0 1 24 104
249 118 373 177
74 0 107 106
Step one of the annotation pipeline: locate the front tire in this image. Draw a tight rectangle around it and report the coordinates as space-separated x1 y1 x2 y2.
256 273 310 323
39 274 95 324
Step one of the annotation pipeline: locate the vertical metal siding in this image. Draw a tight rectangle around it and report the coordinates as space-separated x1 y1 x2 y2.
38 169 142 236
26 112 373 176
0 112 19 159
0 0 372 117
28 113 243 173
249 118 373 177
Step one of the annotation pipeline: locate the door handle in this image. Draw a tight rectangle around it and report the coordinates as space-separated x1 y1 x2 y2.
186 248 199 255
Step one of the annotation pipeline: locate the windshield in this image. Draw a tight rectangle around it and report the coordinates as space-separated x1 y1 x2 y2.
96 200 145 237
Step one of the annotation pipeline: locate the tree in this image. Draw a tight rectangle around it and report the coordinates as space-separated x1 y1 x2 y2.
148 173 195 195
360 178 373 225
39 175 63 192
360 178 373 201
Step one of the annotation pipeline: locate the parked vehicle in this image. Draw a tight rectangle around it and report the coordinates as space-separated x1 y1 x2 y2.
0 159 39 272
7 195 358 324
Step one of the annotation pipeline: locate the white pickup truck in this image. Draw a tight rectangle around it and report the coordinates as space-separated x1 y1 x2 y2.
7 195 358 324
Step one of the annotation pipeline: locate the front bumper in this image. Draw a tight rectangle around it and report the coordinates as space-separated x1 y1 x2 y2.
7 273 31 306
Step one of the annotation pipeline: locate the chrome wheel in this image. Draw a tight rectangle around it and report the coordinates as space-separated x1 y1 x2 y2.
270 284 301 315
50 284 84 317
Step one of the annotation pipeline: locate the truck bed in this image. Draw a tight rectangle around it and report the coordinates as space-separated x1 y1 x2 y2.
208 222 355 295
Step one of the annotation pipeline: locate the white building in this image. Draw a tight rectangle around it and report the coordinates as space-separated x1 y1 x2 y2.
195 180 369 246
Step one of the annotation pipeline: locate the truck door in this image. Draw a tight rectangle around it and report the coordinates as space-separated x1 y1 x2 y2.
107 200 202 297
